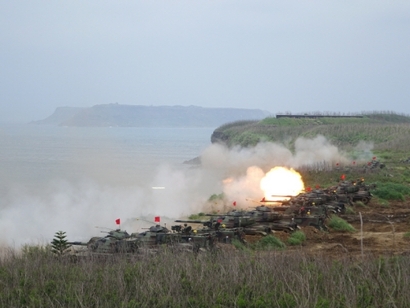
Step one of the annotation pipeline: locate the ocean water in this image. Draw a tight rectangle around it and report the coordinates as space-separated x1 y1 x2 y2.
0 124 215 189
0 123 360 247
0 124 217 246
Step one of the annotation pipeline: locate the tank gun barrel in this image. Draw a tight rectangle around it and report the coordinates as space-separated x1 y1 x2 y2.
67 241 88 246
175 219 209 224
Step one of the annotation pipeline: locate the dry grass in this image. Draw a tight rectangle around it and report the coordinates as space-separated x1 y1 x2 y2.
1 247 410 307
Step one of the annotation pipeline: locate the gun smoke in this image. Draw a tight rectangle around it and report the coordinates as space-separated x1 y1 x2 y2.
0 134 372 248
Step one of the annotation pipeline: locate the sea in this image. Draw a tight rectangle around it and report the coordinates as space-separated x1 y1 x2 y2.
0 123 218 247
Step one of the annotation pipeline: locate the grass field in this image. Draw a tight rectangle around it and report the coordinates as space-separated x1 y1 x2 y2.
1 247 410 307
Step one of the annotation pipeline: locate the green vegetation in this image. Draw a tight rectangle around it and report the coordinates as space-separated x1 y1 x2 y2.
51 231 70 255
287 230 307 246
208 193 224 202
353 201 367 208
188 212 206 220
328 215 356 232
232 239 249 251
1 248 410 307
212 112 410 152
253 235 286 250
345 206 355 214
4 111 410 307
373 182 410 201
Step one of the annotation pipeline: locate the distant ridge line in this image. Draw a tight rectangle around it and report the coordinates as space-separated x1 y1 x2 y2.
276 114 364 119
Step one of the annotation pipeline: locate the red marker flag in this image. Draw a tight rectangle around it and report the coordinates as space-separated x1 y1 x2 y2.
154 216 160 223
233 201 237 206
306 187 311 192
341 174 346 180
115 218 120 225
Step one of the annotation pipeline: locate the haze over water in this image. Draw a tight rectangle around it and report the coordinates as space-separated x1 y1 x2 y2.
0 124 213 189
0 122 368 247
0 124 216 246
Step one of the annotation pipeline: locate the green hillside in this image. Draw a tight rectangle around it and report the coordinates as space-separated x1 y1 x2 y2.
211 112 410 152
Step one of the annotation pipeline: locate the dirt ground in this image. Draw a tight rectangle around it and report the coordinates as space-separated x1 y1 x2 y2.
245 199 410 258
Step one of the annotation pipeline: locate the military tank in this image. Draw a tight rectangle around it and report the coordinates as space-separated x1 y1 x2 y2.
176 207 298 236
282 204 328 231
65 224 216 256
134 224 216 252
66 229 140 255
331 179 376 204
171 223 246 244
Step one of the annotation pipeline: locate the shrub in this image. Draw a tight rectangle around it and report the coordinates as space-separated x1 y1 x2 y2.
328 215 356 232
373 188 404 201
354 201 367 208
208 193 224 202
231 239 249 251
345 206 355 214
287 231 306 246
254 235 285 250
373 182 410 201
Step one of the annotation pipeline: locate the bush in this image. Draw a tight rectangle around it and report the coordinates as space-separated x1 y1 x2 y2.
373 188 404 201
254 235 286 250
328 215 356 232
345 206 355 214
287 231 306 246
231 239 249 251
208 193 224 202
373 182 410 201
354 201 367 208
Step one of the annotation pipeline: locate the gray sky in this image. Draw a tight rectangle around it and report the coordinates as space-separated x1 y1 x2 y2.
1 1 409 123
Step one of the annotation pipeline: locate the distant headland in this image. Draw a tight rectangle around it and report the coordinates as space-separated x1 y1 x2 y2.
31 104 270 128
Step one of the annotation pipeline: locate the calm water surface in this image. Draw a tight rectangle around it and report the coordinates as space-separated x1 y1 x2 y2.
0 124 215 201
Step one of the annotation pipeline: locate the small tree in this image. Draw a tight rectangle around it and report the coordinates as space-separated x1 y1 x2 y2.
51 231 70 255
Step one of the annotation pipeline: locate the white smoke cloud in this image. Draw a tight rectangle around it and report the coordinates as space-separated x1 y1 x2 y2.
353 140 375 161
0 134 370 248
291 135 349 167
200 135 357 208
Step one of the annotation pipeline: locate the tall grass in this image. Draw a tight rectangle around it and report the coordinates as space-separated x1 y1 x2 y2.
1 248 410 307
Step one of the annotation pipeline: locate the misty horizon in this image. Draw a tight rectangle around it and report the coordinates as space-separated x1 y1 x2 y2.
0 124 375 247
1 1 409 122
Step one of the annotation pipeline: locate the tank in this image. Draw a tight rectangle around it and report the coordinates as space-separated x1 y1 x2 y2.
171 223 246 244
176 207 298 235
66 229 140 255
284 204 328 231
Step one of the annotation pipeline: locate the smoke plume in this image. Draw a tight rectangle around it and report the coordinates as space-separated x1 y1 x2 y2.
0 134 368 248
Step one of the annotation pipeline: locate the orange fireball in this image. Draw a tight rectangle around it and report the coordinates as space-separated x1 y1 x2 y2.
260 167 305 201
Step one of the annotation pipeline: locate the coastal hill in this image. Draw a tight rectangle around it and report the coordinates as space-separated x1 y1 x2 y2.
32 104 270 127
211 112 410 152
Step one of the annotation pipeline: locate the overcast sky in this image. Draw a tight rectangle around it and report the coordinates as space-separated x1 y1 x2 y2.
1 1 409 123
